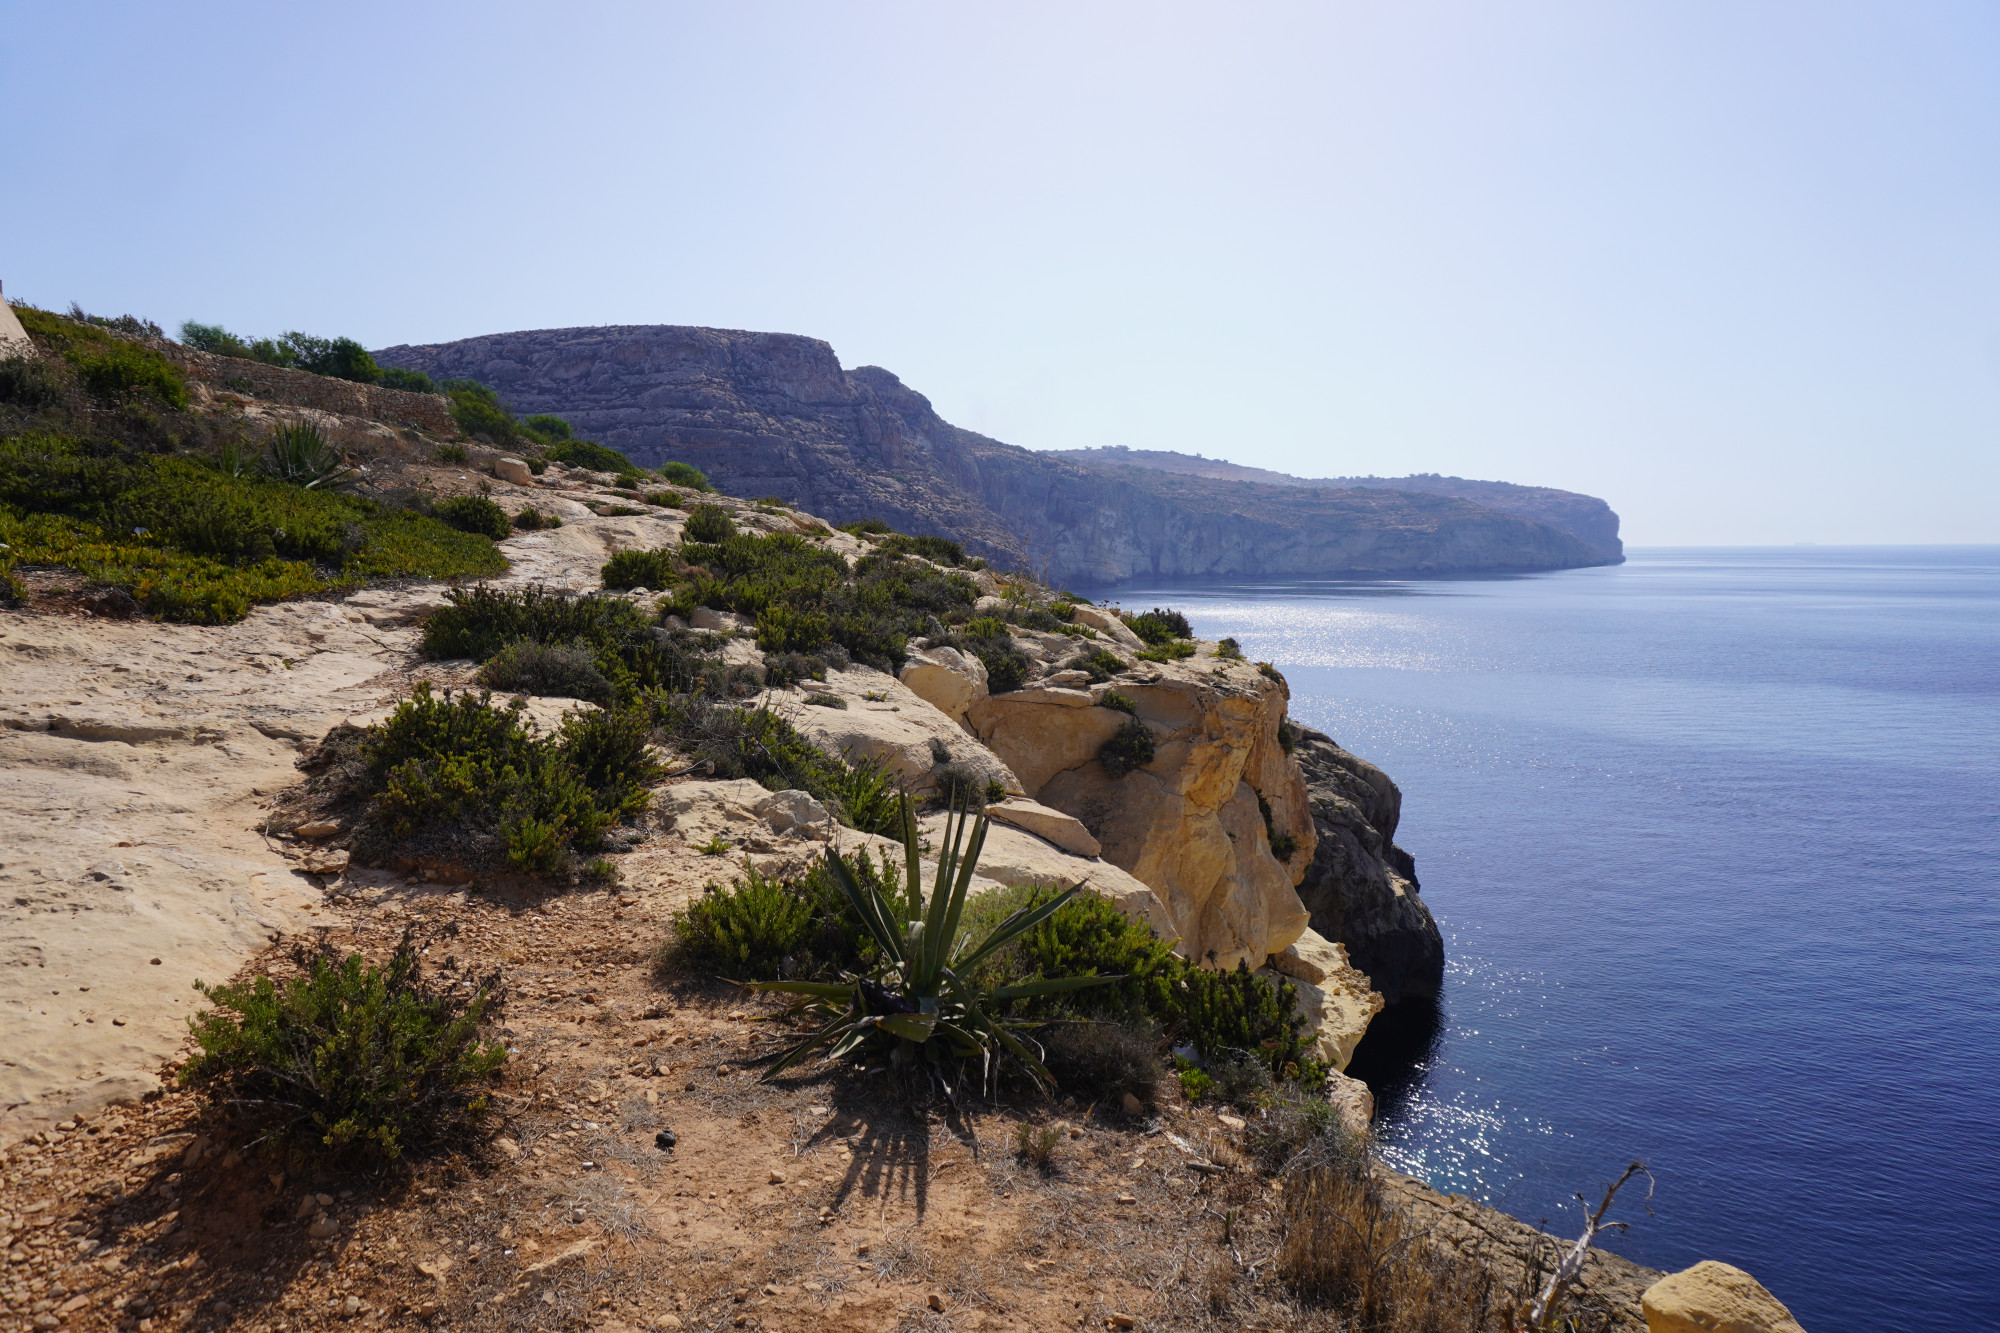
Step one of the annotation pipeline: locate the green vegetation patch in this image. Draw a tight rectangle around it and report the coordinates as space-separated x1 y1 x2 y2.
546 438 634 474
179 930 507 1165
0 432 504 622
1123 606 1194 645
20 307 187 410
657 461 713 492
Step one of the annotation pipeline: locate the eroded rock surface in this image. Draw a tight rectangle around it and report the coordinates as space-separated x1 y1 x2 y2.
1642 1261 1808 1333
1293 726 1444 1006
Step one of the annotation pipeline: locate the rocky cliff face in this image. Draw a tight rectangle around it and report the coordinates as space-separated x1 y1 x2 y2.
1045 447 1625 563
374 325 1619 586
1291 726 1444 1007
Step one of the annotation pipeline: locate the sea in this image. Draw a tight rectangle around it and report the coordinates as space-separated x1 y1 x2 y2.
1089 548 2000 1333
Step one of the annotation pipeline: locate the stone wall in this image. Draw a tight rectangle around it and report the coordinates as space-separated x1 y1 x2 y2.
148 341 456 434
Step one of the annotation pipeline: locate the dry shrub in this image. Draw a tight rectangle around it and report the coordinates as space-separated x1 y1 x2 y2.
1279 1141 1496 1332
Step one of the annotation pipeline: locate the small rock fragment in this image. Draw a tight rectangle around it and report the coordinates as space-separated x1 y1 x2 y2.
927 1293 947 1312
293 819 341 839
1120 1091 1144 1116
1216 1113 1246 1132
1108 1315 1137 1329
768 1169 786 1185
1115 1193 1137 1205
654 1129 677 1152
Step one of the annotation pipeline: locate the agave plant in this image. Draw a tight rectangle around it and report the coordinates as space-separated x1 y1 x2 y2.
748 794 1117 1091
259 421 357 490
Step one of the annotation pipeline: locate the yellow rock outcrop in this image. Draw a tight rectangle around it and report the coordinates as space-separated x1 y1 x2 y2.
1642 1261 1807 1333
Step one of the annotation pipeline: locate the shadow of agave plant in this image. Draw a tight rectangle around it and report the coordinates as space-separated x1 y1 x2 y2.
747 793 1118 1094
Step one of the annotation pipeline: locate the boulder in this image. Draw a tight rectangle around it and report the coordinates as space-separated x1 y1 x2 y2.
655 778 789 853
1642 1262 1806 1333
1263 929 1383 1070
1324 1069 1375 1137
965 693 1129 796
783 670 1023 796
690 607 752 634
753 789 831 838
985 798 1101 857
897 646 988 724
1068 603 1146 650
493 457 534 485
910 814 1176 942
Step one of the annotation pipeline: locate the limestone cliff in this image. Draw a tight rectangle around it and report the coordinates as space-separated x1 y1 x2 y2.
374 325 1619 587
1292 726 1444 1007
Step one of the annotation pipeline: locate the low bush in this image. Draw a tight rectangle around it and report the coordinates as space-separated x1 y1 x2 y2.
18 307 189 410
511 507 561 531
660 847 895 981
1038 1019 1161 1110
1136 639 1198 663
1098 690 1136 715
1099 717 1157 777
941 619 1030 693
1068 648 1126 682
650 695 901 835
379 366 436 393
434 442 470 463
433 494 513 541
1258 793 1298 862
875 533 967 566
0 354 70 408
546 438 632 473
643 490 681 508
363 683 659 874
683 503 736 543
657 460 712 491
443 379 518 445
282 334 381 384
1176 960 1319 1083
523 414 573 441
1258 661 1287 687
179 930 507 1164
0 433 503 622
477 639 612 703
1215 636 1244 660
837 517 892 536
1123 606 1193 645
601 547 678 590
964 882 1182 1026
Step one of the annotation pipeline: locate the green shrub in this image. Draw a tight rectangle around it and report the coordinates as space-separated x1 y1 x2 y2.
1098 690 1136 715
1099 716 1157 777
1215 636 1244 660
512 507 561 531
644 490 681 508
1258 793 1298 862
71 339 188 410
1137 639 1197 663
1124 607 1193 645
649 695 901 836
363 683 658 873
837 517 892 536
0 434 504 623
657 460 712 491
546 438 631 473
666 864 817 981
434 442 470 463
259 422 356 490
524 414 573 441
178 930 506 1164
967 883 1182 1025
1278 717 1300 753
1258 661 1286 687
875 533 967 566
0 355 69 408
683 503 736 543
1176 960 1318 1082
756 602 832 653
601 547 678 590
433 494 512 541
378 366 435 394
1068 648 1126 682
478 639 612 703
282 334 380 384
443 379 518 445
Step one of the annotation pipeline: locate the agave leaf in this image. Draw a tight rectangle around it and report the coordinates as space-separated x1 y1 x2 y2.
951 883 1085 977
742 979 859 999
824 844 904 965
900 794 922 926
759 1008 865 1082
871 1012 938 1043
990 973 1125 1001
942 966 1054 1087
939 814 987 965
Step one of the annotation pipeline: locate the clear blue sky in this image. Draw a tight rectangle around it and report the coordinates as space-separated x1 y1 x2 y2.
5 3 1995 544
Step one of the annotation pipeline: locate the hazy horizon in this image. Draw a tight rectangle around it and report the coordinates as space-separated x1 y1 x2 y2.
5 3 1995 546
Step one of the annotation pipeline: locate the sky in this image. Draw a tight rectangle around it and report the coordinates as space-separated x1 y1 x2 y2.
3 2 1996 545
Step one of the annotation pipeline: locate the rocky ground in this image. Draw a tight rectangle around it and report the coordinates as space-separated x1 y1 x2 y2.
1 449 1660 1332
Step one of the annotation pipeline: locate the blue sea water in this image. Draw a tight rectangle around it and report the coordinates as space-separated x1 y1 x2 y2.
1093 548 2000 1333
